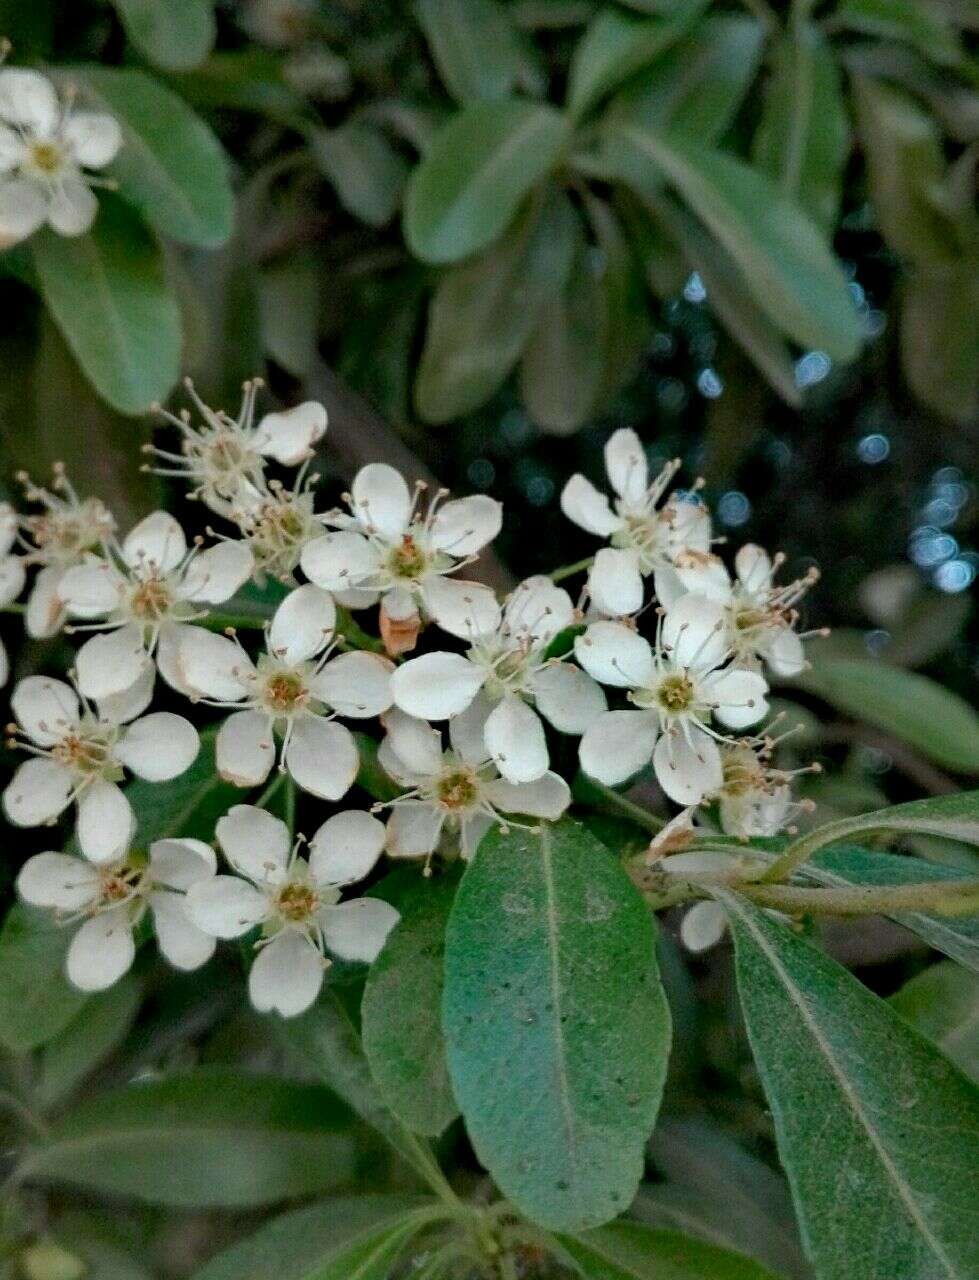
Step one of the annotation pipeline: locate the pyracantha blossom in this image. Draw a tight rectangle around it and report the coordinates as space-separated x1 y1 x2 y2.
0 502 26 685
652 851 786 954
3 673 199 861
17 466 115 639
390 575 606 784
301 463 503 643
576 595 769 804
58 511 253 700
178 584 393 800
185 805 399 1017
713 739 817 840
233 467 329 581
17 835 217 991
378 707 571 863
146 379 328 518
0 68 121 246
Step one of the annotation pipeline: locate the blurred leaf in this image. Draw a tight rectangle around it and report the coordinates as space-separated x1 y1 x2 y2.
885 587 972 667
0 906 87 1053
167 50 305 121
67 67 234 249
555 1221 781 1278
49 1213 153 1280
36 973 142 1109
585 193 651 395
753 23 849 232
836 0 964 67
31 196 181 415
566 2 710 122
720 890 979 1280
794 658 979 772
415 189 576 421
112 0 216 71
362 872 461 1136
414 0 544 102
124 726 241 844
443 818 671 1231
603 124 864 361
259 250 320 377
339 274 425 426
312 123 409 228
404 99 570 263
20 1070 358 1207
901 260 979 423
614 190 687 294
890 961 979 1082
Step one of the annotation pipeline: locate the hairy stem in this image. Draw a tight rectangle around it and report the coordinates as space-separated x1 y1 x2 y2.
739 878 979 917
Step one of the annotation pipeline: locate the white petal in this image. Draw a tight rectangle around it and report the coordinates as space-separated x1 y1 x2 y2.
673 552 732 603
485 771 570 820
762 627 806 677
0 554 25 606
150 891 215 971
47 176 97 237
734 543 772 593
560 474 622 537
669 496 712 554
447 693 492 766
574 622 654 688
0 637 6 687
269 583 336 663
185 874 269 938
75 625 150 701
429 495 502 556
588 547 643 617
531 662 607 735
216 710 274 787
66 909 135 992
579 710 658 786
116 712 200 781
652 563 686 609
148 838 216 890
381 708 444 778
320 898 399 963
654 728 722 805
77 780 134 864
351 463 411 540
377 735 422 787
254 401 327 464
179 540 253 604
0 70 59 134
503 576 575 645
248 931 324 1017
58 559 124 617
285 717 359 801
26 565 67 639
385 802 444 858
156 623 196 696
704 668 769 730
421 576 501 640
11 676 79 746
180 627 252 701
300 531 381 591
680 901 728 953
662 594 728 671
312 651 393 718
17 852 98 911
484 695 547 784
0 124 22 173
333 586 379 610
63 112 122 167
461 813 494 860
217 805 290 885
122 511 186 573
3 758 72 827
391 651 484 720
605 428 648 503
381 585 416 621
96 663 154 724
0 176 46 243
308 810 385 887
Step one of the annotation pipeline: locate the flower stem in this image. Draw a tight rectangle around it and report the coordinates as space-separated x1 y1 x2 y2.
549 555 593 583
739 877 979 918
577 775 665 834
253 771 286 812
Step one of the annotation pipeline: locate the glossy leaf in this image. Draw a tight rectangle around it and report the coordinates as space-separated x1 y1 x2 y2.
312 123 408 228
891 961 979 1083
443 817 671 1231
0 905 88 1053
36 973 142 1108
404 99 569 263
414 0 542 102
720 889 979 1280
112 0 216 71
556 1221 780 1278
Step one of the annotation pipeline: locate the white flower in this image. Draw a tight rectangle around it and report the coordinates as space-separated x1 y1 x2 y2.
17 836 216 991
378 707 571 863
185 805 399 1017
58 511 253 700
234 467 330 581
390 575 606 784
576 595 769 804
178 584 393 800
3 673 199 861
713 739 817 840
0 502 26 686
0 68 121 246
301 463 502 641
147 379 328 518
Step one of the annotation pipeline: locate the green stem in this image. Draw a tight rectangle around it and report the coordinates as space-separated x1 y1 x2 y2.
198 611 267 633
283 775 296 836
580 777 665 835
0 603 24 616
740 877 979 918
253 771 286 812
335 606 385 654
550 555 593 584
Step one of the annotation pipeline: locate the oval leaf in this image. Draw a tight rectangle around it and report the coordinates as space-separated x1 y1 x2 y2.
891 961 979 1084
312 123 408 228
112 0 216 71
443 817 671 1231
414 0 542 103
36 972 142 1108
556 1220 780 1279
0 905 88 1053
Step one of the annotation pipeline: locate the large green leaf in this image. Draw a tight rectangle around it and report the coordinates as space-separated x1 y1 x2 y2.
36 972 142 1108
31 195 181 415
112 0 216 71
0 905 88 1053
793 658 979 773
414 0 542 103
720 890 979 1280
362 872 461 1136
403 99 570 264
891 962 979 1083
19 1070 358 1207
556 1221 780 1279
442 818 671 1231
311 123 408 228
788 791 979 856
68 67 233 248
603 124 863 361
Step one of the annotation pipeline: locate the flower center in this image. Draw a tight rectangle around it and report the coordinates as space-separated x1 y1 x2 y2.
52 729 117 778
435 767 479 811
28 141 64 175
387 534 428 581
720 746 765 796
276 881 318 922
129 575 172 621
28 500 112 562
246 493 316 575
260 669 307 715
656 673 695 713
96 859 143 907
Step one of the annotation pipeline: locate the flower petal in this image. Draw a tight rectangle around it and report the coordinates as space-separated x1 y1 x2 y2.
680 901 728 953
269 583 336 663
150 891 216 971
460 813 494 860
311 651 393 718
381 708 443 778
421 576 501 640
484 694 547 783
0 176 47 244
216 709 274 787
447 692 492 766
254 401 327 465
47 176 97 237
588 547 643 618
320 898 400 963
0 70 59 134
308 810 385 887
560 474 622 537
502 576 574 646
574 621 654 688
75 625 150 701
662 594 728 671
97 663 155 724
385 801 444 858
579 710 658 786
531 661 607 735
248 930 324 1017
58 559 124 617
0 553 25 606
122 511 186 574
390 651 484 720
485 770 570 820
605 428 648 503
148 838 216 890
66 909 135 992
17 852 98 911
3 758 73 827
285 717 359 801
77 780 134 864
180 627 253 701
734 543 772 593
351 463 411 540
429 495 502 556
179 540 253 605
703 667 769 730
217 804 290 884
654 727 722 805
300 531 381 591
116 712 199 782
63 112 122 167
11 676 79 746
762 627 806 678
185 874 269 937
673 551 732 603
26 565 67 639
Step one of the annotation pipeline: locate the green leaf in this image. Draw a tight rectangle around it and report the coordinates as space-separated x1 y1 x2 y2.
112 0 216 71
837 0 963 68
68 67 234 248
584 193 650 397
20 1069 358 1207
415 189 576 421
31 195 181 415
752 24 849 232
566 2 710 122
603 124 863 361
720 889 979 1280
167 50 305 121
0 905 88 1053
259 250 320 378
442 817 671 1231
36 973 142 1108
362 872 461 1136
414 0 543 103
403 99 570 264
556 1220 780 1279
891 962 979 1083
192 1196 438 1280
793 657 979 773
901 260 979 424
311 123 409 228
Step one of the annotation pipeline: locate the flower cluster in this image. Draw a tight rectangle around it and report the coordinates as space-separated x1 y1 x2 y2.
3 392 823 1006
